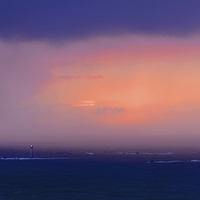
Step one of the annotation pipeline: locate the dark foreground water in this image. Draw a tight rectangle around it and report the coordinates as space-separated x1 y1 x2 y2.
0 157 200 199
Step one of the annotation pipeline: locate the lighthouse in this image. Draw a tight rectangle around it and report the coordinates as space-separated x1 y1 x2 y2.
30 145 33 158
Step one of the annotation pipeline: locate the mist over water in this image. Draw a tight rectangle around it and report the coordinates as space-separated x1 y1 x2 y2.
0 146 200 161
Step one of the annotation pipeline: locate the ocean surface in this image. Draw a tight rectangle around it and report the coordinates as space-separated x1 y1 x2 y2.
0 150 200 199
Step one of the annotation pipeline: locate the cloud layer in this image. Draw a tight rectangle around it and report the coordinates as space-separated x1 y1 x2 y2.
60 75 107 80
94 107 125 115
0 0 200 42
1 35 200 148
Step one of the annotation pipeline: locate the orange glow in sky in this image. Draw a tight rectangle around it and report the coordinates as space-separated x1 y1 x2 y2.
34 39 200 128
1 35 200 148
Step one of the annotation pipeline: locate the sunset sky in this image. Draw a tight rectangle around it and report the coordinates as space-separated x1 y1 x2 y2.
1 0 200 149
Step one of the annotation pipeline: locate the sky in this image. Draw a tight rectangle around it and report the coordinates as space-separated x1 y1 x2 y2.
1 0 200 149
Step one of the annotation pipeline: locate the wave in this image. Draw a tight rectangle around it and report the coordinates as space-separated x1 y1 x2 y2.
0 157 71 160
141 152 174 155
85 152 94 155
117 152 174 155
147 160 182 163
148 160 200 164
117 152 138 155
190 160 200 162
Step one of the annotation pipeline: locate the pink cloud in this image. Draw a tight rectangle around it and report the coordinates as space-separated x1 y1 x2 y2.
70 101 95 107
93 107 125 115
60 75 107 80
83 75 107 79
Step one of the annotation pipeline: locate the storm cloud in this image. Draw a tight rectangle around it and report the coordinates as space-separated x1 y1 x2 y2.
0 0 200 42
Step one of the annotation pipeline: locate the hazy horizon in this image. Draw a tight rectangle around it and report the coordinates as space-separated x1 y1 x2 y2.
1 1 200 149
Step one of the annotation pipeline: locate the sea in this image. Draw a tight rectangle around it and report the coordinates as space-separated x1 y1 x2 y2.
0 148 200 200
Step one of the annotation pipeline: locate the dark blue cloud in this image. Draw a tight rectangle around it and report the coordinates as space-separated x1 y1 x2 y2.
0 0 200 42
93 107 125 115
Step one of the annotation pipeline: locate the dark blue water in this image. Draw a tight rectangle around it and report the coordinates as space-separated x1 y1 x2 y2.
0 158 200 199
